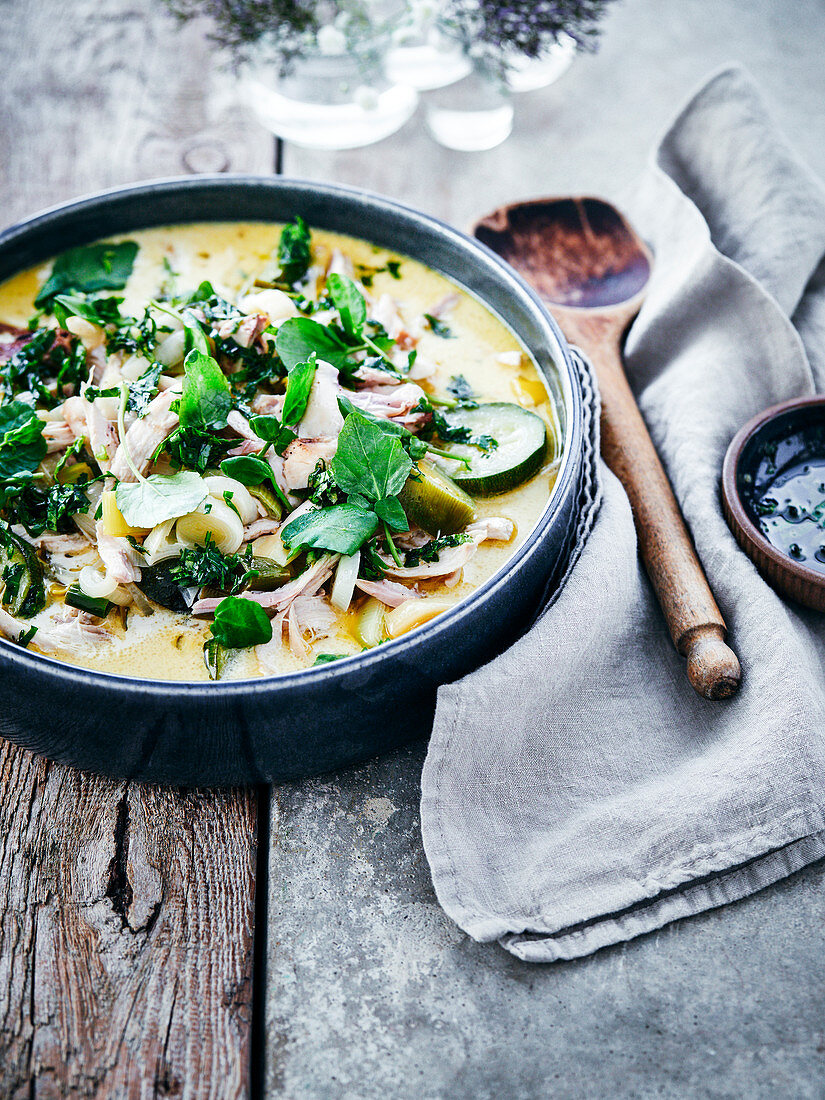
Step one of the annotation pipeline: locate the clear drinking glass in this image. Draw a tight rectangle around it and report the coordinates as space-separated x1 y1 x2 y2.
424 68 513 151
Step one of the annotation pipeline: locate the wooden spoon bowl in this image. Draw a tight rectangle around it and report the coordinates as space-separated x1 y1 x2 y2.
475 197 652 310
474 196 741 700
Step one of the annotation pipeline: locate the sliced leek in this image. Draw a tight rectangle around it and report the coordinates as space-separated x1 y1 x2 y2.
176 497 245 555
385 597 455 639
203 476 258 524
355 597 386 648
330 552 360 612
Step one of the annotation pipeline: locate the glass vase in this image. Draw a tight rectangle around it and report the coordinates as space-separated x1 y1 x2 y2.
385 26 471 91
242 46 418 151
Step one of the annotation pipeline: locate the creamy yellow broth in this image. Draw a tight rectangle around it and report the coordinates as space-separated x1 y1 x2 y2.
0 222 561 680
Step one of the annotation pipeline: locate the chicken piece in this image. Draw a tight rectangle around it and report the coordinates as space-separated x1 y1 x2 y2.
327 248 354 280
354 578 419 608
347 382 426 422
0 607 111 654
217 313 269 348
466 517 515 542
250 392 285 417
282 437 338 491
371 293 422 349
226 409 265 445
193 554 338 615
110 387 179 482
242 517 281 543
426 291 459 319
41 421 76 453
381 539 479 581
95 520 142 584
85 400 119 470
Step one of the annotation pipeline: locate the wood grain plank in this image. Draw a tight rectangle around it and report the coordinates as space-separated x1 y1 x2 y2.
0 0 272 226
0 1 271 1095
0 744 257 1098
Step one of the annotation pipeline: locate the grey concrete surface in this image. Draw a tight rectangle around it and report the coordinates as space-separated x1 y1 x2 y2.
267 747 825 1099
269 2 825 1096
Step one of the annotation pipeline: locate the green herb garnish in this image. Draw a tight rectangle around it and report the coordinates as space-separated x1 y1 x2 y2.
36 241 139 307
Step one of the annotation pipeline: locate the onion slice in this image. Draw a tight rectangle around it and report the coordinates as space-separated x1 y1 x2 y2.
330 551 360 612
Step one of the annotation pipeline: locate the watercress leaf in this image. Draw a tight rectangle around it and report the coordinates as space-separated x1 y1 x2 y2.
327 273 366 340
179 348 232 431
185 280 217 304
247 414 297 455
53 294 123 329
0 402 47 480
282 502 378 555
210 595 273 649
374 495 409 532
337 394 410 439
277 216 312 286
220 455 275 488
282 354 317 427
115 471 208 528
181 309 211 356
36 241 139 307
331 411 412 504
276 317 350 373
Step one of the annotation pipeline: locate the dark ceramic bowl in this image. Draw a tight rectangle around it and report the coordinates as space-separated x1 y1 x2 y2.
722 395 825 611
0 177 584 785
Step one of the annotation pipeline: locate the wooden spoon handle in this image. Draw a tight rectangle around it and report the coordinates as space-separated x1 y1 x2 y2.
595 344 741 700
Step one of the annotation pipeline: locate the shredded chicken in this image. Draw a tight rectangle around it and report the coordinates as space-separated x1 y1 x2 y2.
41 421 76 452
355 578 418 607
218 312 268 348
226 409 264 445
352 364 402 387
282 437 338 490
95 520 142 584
327 248 354 279
110 386 179 482
193 554 339 615
0 607 111 654
381 539 479 581
466 517 515 542
60 395 118 470
242 517 281 542
347 382 427 424
426 291 459 319
250 392 285 416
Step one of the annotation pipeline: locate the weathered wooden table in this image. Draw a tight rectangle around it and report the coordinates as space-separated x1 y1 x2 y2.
2 2 825 1097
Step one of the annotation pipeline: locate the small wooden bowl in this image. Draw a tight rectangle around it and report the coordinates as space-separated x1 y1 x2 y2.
722 395 825 611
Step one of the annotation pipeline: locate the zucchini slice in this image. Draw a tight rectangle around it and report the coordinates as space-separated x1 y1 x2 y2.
398 459 476 535
0 531 46 618
436 403 548 496
243 557 291 592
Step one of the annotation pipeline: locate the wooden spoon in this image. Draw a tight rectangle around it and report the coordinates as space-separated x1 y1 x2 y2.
474 196 741 700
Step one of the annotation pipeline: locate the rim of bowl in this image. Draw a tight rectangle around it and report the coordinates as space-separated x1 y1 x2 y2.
722 393 825 592
0 174 583 698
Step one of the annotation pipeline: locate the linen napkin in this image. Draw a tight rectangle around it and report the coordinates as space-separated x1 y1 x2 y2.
420 66 825 962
